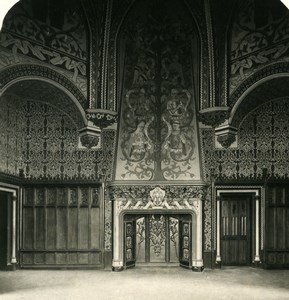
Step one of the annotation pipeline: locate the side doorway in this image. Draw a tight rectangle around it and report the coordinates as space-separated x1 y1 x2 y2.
220 194 253 265
0 192 9 270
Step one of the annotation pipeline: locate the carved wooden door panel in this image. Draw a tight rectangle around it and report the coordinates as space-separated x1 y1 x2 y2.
134 215 180 265
179 218 192 268
124 218 136 268
221 195 251 265
265 185 289 268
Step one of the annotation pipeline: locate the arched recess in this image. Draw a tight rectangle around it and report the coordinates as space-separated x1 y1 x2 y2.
215 64 289 149
0 64 88 128
229 74 289 128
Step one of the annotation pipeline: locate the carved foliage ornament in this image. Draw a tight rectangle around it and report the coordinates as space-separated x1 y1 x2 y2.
109 185 206 200
230 2 289 92
109 185 207 214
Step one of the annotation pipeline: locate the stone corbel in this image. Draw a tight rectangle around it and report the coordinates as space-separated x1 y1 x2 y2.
79 125 101 149
80 109 117 149
215 124 237 148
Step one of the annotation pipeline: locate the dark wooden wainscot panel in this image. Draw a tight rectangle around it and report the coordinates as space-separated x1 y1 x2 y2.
264 184 289 268
21 185 104 268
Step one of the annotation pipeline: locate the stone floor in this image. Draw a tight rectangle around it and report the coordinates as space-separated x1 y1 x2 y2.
0 266 289 300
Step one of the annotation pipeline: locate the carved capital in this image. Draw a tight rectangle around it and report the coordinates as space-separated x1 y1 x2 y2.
199 107 230 127
86 109 117 129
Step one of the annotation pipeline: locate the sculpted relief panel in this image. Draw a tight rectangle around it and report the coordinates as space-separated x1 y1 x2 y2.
115 0 201 181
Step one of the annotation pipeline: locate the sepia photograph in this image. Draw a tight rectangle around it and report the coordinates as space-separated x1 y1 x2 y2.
0 0 289 299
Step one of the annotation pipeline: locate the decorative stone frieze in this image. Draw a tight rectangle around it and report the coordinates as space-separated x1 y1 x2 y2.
199 107 230 127
109 184 207 215
86 109 118 129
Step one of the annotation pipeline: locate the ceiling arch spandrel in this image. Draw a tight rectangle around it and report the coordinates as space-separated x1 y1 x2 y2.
229 0 289 95
0 0 88 87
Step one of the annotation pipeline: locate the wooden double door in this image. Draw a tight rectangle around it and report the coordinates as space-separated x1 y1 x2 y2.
124 214 192 268
220 194 252 265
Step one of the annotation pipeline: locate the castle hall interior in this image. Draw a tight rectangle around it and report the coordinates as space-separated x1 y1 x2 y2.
1 0 289 274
